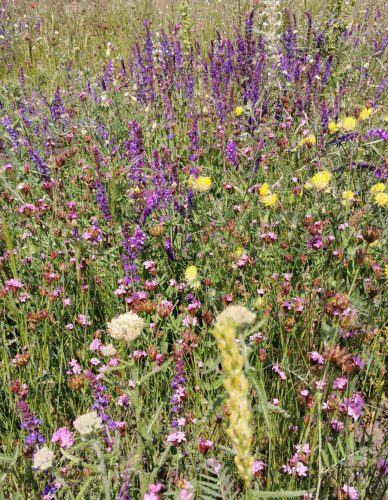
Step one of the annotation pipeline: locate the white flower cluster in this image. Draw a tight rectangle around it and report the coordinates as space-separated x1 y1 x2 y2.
33 446 54 472
216 305 256 327
73 411 102 435
100 343 117 357
107 311 144 343
261 0 283 54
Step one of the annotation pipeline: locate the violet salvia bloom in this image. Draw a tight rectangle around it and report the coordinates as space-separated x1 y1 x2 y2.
84 370 118 432
226 139 239 170
367 129 388 141
2 115 19 148
126 121 145 186
328 132 358 145
188 115 200 162
140 190 159 225
50 87 66 122
374 76 387 105
322 55 333 86
321 100 329 130
165 237 175 261
42 477 61 500
95 179 112 222
27 147 50 178
17 399 46 451
121 225 147 284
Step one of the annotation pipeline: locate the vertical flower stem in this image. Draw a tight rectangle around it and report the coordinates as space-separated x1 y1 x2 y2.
92 441 111 500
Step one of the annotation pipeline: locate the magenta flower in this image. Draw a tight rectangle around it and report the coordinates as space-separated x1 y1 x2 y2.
341 485 359 500
51 427 74 449
166 431 186 446
272 363 287 380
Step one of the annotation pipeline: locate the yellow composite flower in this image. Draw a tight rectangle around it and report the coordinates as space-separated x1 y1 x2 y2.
235 106 243 117
260 193 277 208
299 135 316 147
310 170 332 191
341 116 357 131
341 190 355 205
259 183 271 196
328 121 340 134
374 192 388 208
194 176 212 192
184 265 198 282
370 183 385 194
235 246 244 257
359 107 373 121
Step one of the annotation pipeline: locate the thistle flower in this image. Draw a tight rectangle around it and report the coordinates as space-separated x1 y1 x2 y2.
213 307 255 482
193 176 212 192
341 190 355 205
107 312 144 342
184 265 198 283
328 121 340 134
358 107 373 121
259 183 271 196
374 192 388 207
341 117 357 131
260 193 277 208
309 170 332 191
370 183 385 194
299 135 316 147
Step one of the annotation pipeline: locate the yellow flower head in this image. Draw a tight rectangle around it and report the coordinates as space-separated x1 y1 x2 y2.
235 106 243 117
374 192 388 208
328 121 340 134
359 107 373 121
342 190 355 201
260 193 277 208
194 176 212 192
310 170 332 191
341 117 357 131
370 183 385 194
184 265 198 282
235 246 244 257
259 183 271 196
299 135 316 147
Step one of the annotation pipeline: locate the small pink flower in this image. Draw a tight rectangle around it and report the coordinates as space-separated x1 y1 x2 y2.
341 485 359 500
166 431 186 446
252 460 264 476
51 427 74 449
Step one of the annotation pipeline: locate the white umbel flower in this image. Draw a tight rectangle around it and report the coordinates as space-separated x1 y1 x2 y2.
107 311 144 343
216 305 256 326
33 446 54 472
73 411 102 435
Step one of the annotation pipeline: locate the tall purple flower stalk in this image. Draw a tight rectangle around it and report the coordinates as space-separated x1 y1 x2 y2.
84 371 117 432
17 398 46 452
170 348 186 428
125 121 145 186
121 224 146 285
92 144 112 222
226 139 239 170
50 87 66 122
165 237 175 261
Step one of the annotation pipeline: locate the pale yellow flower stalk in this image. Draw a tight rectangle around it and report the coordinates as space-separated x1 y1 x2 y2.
213 306 255 483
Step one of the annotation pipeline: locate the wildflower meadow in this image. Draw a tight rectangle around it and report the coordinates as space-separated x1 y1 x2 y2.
0 0 387 498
